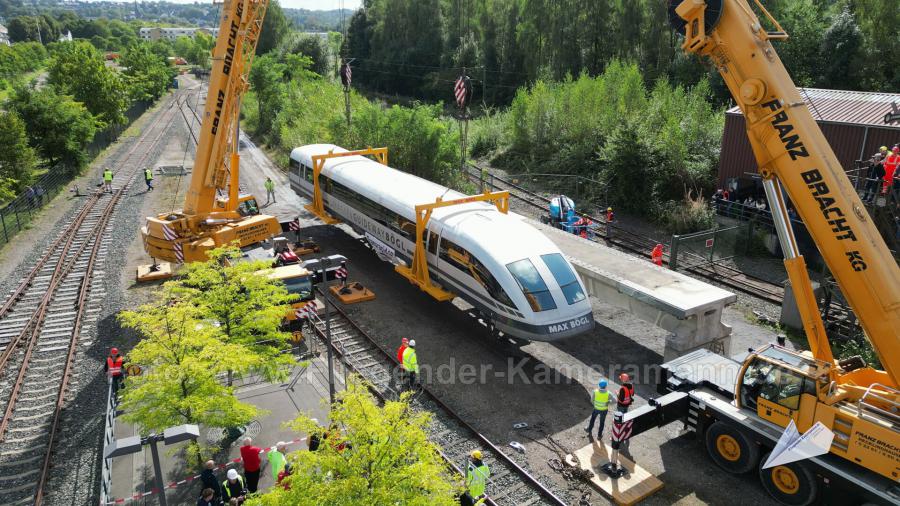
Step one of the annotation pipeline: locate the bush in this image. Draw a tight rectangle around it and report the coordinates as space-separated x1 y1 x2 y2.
469 109 507 159
657 192 716 235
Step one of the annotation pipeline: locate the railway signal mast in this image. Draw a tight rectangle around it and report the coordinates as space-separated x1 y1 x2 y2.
141 0 281 264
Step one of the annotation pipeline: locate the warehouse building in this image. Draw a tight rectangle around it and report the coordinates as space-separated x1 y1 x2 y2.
718 88 900 193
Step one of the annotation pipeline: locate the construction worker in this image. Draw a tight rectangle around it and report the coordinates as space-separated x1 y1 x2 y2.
402 339 419 389
460 449 490 506
264 177 276 204
221 469 247 504
144 167 154 191
864 147 888 203
617 373 635 413
885 146 900 196
103 168 113 193
104 347 124 393
606 207 614 223
651 243 664 266
584 379 613 438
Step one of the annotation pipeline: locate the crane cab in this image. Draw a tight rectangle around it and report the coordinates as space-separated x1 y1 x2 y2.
215 193 262 217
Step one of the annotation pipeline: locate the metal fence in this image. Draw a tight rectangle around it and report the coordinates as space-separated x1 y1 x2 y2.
669 224 748 271
0 100 153 247
99 377 118 506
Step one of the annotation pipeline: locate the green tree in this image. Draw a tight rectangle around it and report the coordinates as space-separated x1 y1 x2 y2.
7 85 97 169
246 380 459 505
818 5 864 90
47 40 129 127
169 245 295 384
0 110 36 193
118 296 262 437
770 0 827 87
280 32 331 76
257 0 291 55
120 43 173 101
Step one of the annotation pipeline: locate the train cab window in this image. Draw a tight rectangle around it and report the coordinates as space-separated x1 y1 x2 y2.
540 253 585 304
506 259 557 312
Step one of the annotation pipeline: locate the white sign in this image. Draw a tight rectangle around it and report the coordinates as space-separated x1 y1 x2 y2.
762 420 834 469
365 232 395 263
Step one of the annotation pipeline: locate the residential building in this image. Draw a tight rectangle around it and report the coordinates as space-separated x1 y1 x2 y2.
0 23 10 46
139 26 219 42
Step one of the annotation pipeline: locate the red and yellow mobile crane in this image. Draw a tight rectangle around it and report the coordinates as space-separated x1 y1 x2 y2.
625 2 900 504
142 0 281 263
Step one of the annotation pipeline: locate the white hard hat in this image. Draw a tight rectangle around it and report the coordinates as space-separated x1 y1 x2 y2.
408 339 416 347
227 469 238 480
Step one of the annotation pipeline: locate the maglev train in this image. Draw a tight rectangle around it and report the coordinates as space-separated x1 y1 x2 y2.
288 144 595 341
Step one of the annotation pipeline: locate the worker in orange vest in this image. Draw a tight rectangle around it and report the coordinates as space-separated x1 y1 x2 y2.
651 244 664 266
616 373 635 413
884 146 900 195
396 337 409 384
105 347 124 392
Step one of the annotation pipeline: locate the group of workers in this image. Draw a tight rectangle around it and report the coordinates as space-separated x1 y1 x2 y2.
585 373 635 438
197 438 292 505
865 145 900 203
395 337 419 389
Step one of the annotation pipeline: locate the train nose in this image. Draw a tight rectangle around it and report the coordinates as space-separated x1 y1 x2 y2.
545 312 595 338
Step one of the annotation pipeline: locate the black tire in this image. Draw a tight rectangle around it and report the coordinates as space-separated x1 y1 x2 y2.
705 421 760 474
758 452 818 506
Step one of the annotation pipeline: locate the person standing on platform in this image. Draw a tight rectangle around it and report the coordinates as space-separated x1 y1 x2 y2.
584 379 614 438
199 460 222 504
616 373 635 413
402 339 419 390
651 244 664 266
268 442 287 481
883 146 900 196
239 437 262 493
264 177 276 204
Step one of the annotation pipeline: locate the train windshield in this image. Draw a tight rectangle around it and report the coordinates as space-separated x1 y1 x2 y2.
284 276 313 301
541 253 585 305
507 259 557 312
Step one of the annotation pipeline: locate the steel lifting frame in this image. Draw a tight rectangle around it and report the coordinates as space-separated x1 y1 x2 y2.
395 191 510 301
304 147 389 224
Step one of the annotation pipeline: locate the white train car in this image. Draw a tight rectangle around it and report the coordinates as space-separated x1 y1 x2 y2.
289 144 594 341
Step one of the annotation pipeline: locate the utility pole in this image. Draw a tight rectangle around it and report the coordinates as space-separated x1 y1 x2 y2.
318 257 336 405
340 59 353 129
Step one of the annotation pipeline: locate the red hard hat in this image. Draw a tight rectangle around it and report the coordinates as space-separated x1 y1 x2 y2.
110 347 119 355
402 337 409 344
619 373 629 382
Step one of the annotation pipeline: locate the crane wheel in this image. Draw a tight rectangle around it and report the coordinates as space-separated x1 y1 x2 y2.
705 421 759 474
758 452 818 506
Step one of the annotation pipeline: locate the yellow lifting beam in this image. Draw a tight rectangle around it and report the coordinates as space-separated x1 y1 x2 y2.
304 147 389 224
396 191 510 301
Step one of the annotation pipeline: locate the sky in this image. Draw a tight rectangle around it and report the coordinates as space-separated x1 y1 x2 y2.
136 0 362 9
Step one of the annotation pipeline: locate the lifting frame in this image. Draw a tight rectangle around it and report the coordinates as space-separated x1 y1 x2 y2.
304 147 389 223
396 191 510 301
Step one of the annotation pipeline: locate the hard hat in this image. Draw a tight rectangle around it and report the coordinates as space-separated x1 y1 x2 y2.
881 146 888 151
894 146 900 153
607 207 612 211
598 379 608 389
619 373 629 382
110 347 119 355
227 469 238 480
408 339 416 347
402 337 409 344
471 449 482 460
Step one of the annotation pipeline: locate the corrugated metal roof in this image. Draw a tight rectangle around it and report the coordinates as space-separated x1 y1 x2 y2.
726 88 900 129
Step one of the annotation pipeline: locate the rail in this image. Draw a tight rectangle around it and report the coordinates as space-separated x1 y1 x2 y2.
308 301 568 506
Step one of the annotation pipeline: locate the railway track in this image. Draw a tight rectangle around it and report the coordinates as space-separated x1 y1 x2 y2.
309 302 568 506
0 91 185 505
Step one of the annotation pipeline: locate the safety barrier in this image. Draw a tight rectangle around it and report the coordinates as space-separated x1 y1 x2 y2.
99 377 118 506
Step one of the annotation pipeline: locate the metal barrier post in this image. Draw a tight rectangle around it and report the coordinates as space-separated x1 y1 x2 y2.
0 211 7 243
669 235 680 270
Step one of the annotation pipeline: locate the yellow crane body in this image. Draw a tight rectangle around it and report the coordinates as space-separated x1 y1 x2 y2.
141 0 281 264
671 0 899 486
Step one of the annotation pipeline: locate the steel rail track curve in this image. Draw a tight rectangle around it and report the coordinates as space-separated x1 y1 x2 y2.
309 301 569 506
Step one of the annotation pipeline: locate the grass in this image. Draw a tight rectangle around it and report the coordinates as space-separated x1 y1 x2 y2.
0 68 45 102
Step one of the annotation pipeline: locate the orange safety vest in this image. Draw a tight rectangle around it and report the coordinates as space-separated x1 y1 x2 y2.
619 384 634 406
651 246 663 266
107 355 123 376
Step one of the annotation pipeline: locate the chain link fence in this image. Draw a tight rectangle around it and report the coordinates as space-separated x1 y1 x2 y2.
669 224 749 271
0 100 152 246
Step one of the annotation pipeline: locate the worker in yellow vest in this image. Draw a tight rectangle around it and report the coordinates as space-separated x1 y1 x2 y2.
103 168 113 193
460 449 490 506
584 379 615 438
402 339 418 390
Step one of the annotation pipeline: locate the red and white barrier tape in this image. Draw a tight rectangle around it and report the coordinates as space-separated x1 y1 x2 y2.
102 437 306 505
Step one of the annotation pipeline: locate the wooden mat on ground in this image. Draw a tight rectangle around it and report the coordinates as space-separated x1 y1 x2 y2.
564 440 663 506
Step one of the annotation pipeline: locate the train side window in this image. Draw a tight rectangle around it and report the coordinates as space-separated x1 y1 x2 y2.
303 164 313 183
397 215 416 240
540 253 586 304
427 232 439 255
506 259 557 312
439 239 516 309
